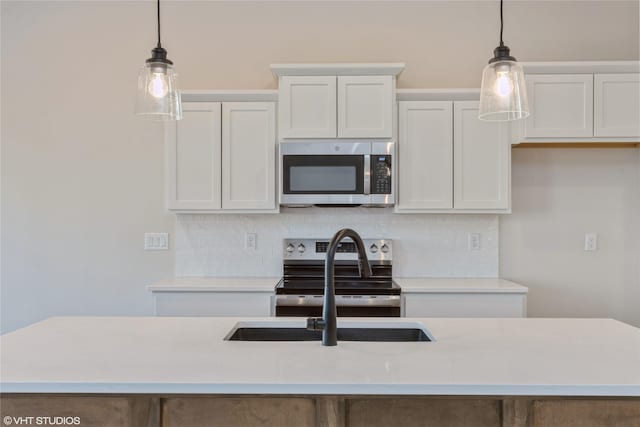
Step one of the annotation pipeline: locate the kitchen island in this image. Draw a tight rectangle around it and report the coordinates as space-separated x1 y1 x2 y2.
1 316 639 426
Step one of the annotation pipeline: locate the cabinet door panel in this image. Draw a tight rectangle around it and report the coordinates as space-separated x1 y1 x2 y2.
454 101 510 210
404 294 526 318
524 74 593 138
222 102 276 210
594 73 640 137
154 292 272 316
338 75 393 138
166 102 222 210
279 76 337 138
397 101 453 210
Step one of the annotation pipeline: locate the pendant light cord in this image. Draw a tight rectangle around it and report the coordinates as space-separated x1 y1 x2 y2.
156 0 162 48
499 0 504 47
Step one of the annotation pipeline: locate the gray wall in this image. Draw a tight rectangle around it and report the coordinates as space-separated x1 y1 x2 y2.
2 1 639 333
501 148 640 327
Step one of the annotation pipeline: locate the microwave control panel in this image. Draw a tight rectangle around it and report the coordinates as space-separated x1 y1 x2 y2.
371 155 392 194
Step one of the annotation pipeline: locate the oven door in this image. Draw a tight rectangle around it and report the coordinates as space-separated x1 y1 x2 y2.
280 142 370 206
275 295 401 317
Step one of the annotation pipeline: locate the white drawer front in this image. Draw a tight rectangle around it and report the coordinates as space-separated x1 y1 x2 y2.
404 293 527 318
154 292 273 316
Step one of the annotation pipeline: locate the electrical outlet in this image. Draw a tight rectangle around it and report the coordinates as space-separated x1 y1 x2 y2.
144 233 169 250
245 232 257 251
468 233 481 251
584 233 598 251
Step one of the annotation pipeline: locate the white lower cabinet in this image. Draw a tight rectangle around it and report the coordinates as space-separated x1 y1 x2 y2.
166 101 277 213
403 293 527 318
153 292 273 316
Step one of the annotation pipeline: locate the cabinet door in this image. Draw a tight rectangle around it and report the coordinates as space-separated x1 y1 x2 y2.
594 73 640 137
154 292 273 316
397 101 453 210
166 102 222 210
279 76 337 138
222 102 276 210
337 75 393 138
524 74 594 138
404 293 526 318
454 101 510 210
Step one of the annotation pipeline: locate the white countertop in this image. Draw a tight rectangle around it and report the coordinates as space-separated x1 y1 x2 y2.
395 278 528 294
147 277 280 292
148 277 527 294
1 316 638 396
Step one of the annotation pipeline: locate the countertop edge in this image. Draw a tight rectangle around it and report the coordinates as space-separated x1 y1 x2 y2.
147 278 528 294
2 383 638 397
147 286 277 293
395 278 529 294
147 277 280 293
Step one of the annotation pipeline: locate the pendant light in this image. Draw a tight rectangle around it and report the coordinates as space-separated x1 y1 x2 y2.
478 0 529 121
135 0 182 121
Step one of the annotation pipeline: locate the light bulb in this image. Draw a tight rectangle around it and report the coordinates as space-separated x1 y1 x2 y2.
148 72 169 98
495 71 514 97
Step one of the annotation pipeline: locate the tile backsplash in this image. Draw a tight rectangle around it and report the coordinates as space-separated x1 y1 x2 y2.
175 208 499 277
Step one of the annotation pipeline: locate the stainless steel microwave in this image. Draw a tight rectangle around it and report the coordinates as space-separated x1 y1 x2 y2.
279 141 395 207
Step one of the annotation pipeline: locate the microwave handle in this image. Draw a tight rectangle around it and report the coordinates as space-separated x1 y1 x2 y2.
363 155 371 195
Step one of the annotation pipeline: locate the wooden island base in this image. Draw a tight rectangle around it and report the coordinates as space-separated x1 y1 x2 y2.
2 394 640 427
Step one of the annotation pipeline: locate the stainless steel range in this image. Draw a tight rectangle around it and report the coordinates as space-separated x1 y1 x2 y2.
275 238 401 317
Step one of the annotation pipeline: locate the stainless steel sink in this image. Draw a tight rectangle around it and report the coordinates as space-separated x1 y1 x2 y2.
225 321 435 342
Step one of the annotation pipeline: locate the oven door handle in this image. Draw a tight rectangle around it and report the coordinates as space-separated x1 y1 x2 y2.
363 154 371 195
276 295 400 307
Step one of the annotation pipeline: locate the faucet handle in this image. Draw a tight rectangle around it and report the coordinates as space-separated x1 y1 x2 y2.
306 317 326 331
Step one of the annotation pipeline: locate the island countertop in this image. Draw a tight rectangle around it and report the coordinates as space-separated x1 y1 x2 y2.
1 316 639 396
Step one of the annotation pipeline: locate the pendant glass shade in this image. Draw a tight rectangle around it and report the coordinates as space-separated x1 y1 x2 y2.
135 61 182 121
479 59 529 121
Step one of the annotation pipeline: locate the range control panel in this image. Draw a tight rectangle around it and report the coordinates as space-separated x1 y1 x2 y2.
371 155 392 194
284 238 392 261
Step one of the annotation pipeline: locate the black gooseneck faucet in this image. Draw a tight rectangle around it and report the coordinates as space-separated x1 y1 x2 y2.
307 228 373 346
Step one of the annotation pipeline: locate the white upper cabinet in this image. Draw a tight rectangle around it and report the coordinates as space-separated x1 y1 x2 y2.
337 76 393 138
278 74 393 139
395 97 510 213
454 101 510 210
279 76 337 138
594 74 640 137
166 100 277 213
397 101 453 210
166 102 222 210
524 74 594 138
222 102 276 210
519 63 640 141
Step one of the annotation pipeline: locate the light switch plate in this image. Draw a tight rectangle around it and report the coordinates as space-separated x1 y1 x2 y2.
144 233 169 251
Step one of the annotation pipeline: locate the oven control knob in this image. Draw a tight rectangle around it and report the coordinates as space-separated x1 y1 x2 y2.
381 244 390 254
286 244 295 254
369 244 379 253
297 244 306 253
